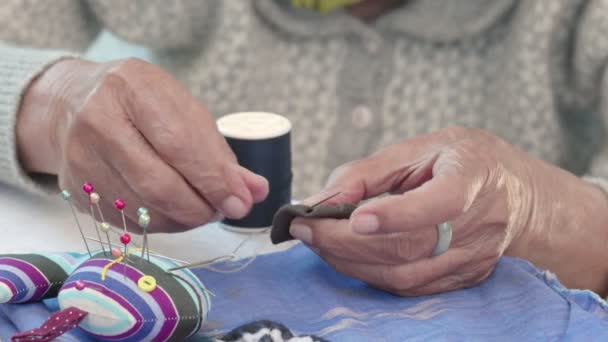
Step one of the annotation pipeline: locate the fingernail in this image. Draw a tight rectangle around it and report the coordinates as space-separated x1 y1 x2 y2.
351 214 380 234
255 173 269 184
210 212 225 223
220 196 248 218
290 224 313 245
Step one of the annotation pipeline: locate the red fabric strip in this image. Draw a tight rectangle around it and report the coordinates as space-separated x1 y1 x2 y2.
11 307 87 342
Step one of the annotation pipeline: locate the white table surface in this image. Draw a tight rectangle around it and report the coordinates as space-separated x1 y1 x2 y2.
0 184 296 264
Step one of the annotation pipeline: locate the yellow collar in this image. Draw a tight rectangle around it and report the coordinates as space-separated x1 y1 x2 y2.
291 0 364 14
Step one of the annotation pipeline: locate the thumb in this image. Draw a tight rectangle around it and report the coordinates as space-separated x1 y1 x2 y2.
348 173 469 234
238 166 269 203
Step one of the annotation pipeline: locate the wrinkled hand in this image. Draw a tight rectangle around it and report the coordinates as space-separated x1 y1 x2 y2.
290 127 552 296
17 58 268 233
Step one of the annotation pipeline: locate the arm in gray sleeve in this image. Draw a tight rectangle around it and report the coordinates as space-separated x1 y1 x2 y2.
562 0 608 196
0 45 79 195
0 0 100 194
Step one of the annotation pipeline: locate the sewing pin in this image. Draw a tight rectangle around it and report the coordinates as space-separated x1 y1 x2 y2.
89 192 114 255
84 236 122 250
167 255 236 271
114 199 130 278
309 191 342 208
168 233 253 271
80 236 189 265
61 190 92 257
137 208 151 262
84 187 107 257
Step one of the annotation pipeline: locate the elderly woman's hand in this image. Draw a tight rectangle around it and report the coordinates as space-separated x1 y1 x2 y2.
16 58 268 233
291 127 608 296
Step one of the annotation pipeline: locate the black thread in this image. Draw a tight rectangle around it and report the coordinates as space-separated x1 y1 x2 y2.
222 131 292 228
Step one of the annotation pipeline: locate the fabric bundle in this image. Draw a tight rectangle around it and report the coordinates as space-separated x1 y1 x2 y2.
2 244 608 341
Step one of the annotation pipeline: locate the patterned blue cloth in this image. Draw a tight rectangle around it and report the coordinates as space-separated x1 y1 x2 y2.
2 244 608 341
196 244 608 341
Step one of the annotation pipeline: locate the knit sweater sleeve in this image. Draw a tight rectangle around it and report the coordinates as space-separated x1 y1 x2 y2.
0 0 102 195
0 45 79 195
574 1 608 195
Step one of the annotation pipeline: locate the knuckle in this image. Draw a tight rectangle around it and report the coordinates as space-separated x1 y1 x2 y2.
97 58 149 99
382 233 412 262
70 88 123 139
195 167 230 201
154 123 189 160
101 63 132 92
138 174 174 209
71 100 102 134
69 69 133 138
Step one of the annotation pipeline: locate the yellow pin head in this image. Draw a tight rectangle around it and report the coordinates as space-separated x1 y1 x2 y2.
138 275 157 293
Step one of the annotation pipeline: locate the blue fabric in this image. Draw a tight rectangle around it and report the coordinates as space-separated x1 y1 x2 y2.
195 244 608 341
2 244 608 341
0 309 18 339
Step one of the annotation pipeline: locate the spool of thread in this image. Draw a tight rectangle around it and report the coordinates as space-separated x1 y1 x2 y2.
217 112 292 232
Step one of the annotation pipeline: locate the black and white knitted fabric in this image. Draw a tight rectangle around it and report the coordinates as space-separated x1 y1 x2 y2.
217 321 329 342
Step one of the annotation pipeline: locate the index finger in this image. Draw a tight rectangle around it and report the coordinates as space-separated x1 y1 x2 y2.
115 60 256 219
349 173 469 234
321 136 447 205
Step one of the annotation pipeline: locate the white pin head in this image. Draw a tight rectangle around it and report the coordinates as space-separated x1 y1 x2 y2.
100 222 111 232
90 192 100 204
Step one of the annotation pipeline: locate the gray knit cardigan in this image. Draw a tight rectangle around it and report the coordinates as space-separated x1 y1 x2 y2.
2 0 608 199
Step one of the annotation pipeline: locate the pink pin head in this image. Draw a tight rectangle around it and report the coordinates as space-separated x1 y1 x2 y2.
75 281 85 291
111 248 122 257
120 233 131 245
114 199 126 210
82 183 94 194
